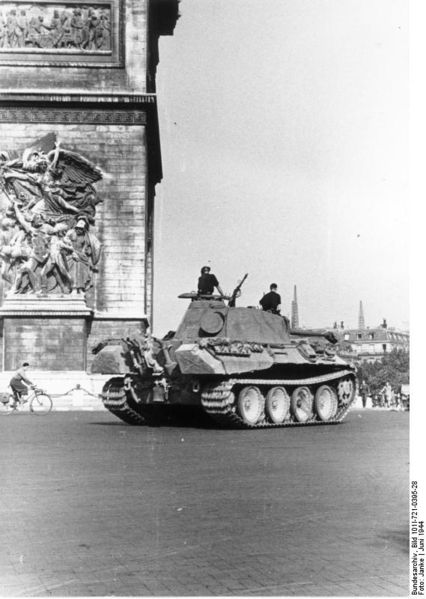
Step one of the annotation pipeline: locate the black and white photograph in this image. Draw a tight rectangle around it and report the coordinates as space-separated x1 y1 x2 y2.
0 0 415 596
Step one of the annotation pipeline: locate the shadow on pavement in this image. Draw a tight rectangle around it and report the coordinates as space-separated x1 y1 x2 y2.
88 406 226 430
88 407 355 431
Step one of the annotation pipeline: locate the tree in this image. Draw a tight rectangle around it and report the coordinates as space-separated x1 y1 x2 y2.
357 348 409 394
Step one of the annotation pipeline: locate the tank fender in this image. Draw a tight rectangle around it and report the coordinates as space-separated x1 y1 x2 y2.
175 344 226 375
91 336 164 376
91 343 132 375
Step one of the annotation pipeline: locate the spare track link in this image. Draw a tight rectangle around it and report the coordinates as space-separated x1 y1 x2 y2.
200 370 357 429
102 379 146 425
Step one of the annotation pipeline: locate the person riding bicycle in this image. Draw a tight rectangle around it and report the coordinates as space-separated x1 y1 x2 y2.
10 362 35 408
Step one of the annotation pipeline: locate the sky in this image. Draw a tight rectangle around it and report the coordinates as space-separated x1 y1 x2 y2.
153 0 408 337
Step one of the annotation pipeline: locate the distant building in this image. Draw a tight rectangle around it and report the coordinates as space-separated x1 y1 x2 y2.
334 308 409 364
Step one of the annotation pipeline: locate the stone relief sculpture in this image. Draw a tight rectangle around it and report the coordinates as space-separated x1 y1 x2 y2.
0 132 102 296
0 3 111 52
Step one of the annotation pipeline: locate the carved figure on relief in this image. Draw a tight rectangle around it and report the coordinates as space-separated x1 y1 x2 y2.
0 133 103 297
0 3 111 51
65 217 102 294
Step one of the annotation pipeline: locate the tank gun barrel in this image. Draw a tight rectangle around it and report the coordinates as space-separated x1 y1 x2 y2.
290 328 339 344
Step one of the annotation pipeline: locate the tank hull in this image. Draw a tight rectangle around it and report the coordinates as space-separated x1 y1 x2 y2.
100 368 356 429
93 300 357 428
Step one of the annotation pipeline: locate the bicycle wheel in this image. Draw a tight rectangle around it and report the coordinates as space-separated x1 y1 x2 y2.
30 393 53 415
0 395 14 415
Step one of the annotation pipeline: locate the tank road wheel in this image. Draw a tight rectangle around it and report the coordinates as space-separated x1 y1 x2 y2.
314 385 338 422
337 377 355 405
237 386 264 425
291 386 314 423
265 386 290 424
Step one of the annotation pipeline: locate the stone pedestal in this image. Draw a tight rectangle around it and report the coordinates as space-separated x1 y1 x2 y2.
0 295 92 371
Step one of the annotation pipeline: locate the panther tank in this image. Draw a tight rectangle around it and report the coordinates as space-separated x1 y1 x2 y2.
92 290 357 428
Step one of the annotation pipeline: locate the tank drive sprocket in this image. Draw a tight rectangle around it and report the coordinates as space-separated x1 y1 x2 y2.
101 377 146 425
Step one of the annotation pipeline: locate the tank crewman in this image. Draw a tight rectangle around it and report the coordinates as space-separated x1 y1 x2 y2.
259 283 281 314
197 266 224 296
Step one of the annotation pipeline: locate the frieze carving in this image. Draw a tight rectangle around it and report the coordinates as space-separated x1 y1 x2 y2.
0 132 102 297
0 2 111 52
0 0 122 67
0 108 146 125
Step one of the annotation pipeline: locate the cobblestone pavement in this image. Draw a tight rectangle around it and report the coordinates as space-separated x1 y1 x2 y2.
0 409 408 596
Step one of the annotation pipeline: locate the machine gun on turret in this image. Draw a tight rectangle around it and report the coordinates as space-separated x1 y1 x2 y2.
228 273 248 307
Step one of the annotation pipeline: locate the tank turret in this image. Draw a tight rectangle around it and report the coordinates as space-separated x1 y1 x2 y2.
92 292 356 428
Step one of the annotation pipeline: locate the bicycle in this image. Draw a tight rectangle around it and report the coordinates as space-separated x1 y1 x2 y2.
0 387 53 415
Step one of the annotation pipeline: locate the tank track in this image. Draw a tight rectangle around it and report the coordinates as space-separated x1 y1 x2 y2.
102 370 356 429
102 377 177 425
101 378 146 425
200 370 357 428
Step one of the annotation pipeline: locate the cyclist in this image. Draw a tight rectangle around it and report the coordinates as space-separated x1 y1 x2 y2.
10 362 35 408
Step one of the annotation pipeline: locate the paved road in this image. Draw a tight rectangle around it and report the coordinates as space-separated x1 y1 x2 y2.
1 409 408 596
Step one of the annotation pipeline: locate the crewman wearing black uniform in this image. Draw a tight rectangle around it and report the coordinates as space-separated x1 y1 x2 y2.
259 283 281 314
197 266 224 296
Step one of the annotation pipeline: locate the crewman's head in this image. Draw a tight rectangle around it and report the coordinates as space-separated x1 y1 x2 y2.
270 283 278 290
201 266 211 275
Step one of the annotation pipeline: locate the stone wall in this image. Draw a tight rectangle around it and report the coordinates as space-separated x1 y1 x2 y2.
0 114 148 315
0 0 179 374
87 317 147 370
0 0 148 94
0 111 150 370
4 317 87 370
94 124 146 314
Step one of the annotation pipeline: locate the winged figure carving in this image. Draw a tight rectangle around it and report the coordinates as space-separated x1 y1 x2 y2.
0 132 103 297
